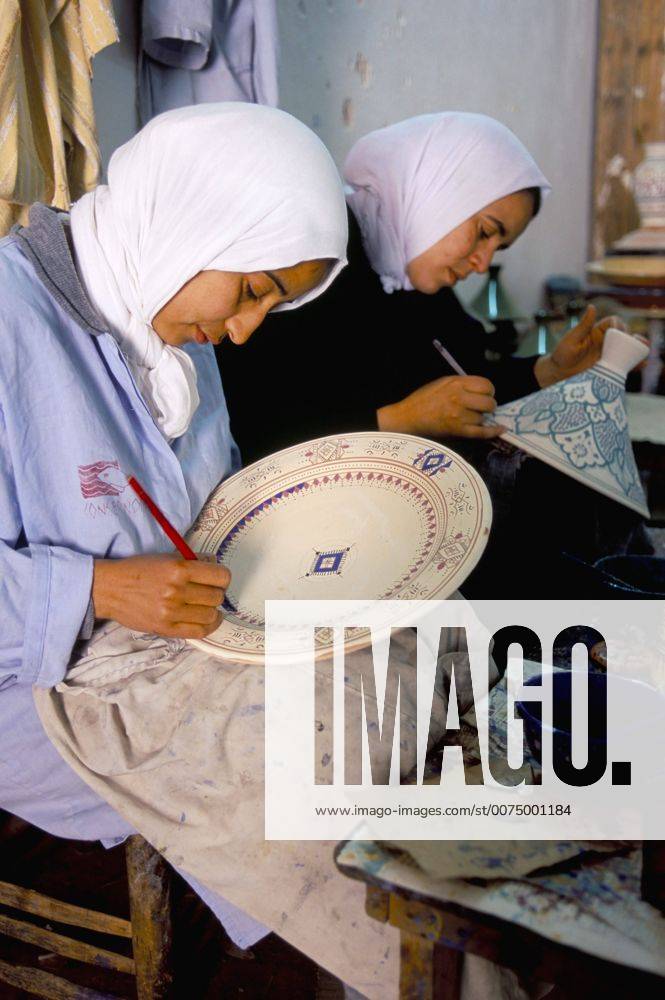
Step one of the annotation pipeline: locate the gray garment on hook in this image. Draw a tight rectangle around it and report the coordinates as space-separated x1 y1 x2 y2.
139 0 279 123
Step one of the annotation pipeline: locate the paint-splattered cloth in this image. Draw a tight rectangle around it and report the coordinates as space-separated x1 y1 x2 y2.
33 622 465 998
33 619 639 997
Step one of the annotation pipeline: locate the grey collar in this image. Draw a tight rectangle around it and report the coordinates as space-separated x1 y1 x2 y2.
12 203 108 336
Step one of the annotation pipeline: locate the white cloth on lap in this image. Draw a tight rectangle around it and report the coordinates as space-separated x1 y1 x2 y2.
34 622 463 998
0 678 269 946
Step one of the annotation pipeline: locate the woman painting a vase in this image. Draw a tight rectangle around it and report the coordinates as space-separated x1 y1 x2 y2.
220 112 648 595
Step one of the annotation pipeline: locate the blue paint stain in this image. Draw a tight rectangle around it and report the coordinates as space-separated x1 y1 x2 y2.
236 703 264 717
321 753 331 766
179 812 186 823
355 842 388 875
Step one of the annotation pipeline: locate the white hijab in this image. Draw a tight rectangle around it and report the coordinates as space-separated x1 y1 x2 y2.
344 112 550 294
71 103 348 439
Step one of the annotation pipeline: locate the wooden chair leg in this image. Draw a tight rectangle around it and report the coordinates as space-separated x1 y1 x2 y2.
433 943 464 1000
125 837 173 1000
400 930 435 1000
399 931 464 1000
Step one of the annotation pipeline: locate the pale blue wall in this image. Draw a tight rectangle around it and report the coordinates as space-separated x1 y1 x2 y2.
94 0 598 314
277 0 599 313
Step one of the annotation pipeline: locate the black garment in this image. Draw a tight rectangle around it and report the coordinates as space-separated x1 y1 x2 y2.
459 443 651 598
218 210 650 598
219 209 540 465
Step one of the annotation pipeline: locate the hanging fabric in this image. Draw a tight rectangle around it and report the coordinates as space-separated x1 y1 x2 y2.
0 0 118 236
139 0 279 124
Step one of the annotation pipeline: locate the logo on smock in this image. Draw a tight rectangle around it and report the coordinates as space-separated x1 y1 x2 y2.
78 461 127 498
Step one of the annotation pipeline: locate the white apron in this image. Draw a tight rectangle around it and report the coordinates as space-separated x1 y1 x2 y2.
33 622 445 998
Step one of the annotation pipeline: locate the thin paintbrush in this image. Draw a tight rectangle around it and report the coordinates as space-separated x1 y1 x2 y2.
432 338 467 376
432 337 505 437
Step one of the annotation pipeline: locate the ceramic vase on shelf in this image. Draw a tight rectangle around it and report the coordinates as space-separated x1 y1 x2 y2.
634 142 665 229
485 328 650 517
612 141 665 253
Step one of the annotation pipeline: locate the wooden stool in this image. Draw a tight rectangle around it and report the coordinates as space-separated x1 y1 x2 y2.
336 845 665 1000
0 834 172 999
353 882 665 1000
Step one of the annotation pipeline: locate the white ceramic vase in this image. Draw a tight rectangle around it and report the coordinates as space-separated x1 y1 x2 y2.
634 142 665 229
487 329 650 517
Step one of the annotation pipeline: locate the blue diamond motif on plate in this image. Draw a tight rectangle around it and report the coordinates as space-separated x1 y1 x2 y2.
309 548 349 576
418 450 453 474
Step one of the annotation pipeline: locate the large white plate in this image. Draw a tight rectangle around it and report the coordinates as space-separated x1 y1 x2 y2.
186 433 492 663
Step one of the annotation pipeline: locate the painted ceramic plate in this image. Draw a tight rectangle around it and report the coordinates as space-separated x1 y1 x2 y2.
186 433 492 663
587 256 665 286
612 228 665 254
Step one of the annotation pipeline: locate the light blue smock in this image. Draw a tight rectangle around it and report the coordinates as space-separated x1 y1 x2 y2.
0 206 268 948
0 234 237 689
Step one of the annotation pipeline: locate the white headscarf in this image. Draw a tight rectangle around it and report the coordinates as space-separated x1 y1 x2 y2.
71 103 348 439
343 112 550 294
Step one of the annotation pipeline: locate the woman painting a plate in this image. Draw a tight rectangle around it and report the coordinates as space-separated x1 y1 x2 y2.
0 101 478 998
